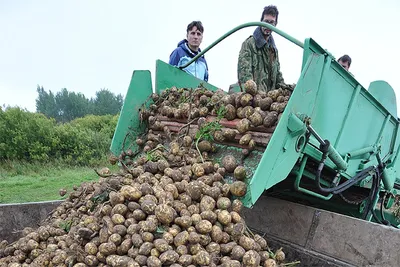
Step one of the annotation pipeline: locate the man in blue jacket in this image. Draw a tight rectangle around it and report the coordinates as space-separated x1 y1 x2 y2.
169 21 209 82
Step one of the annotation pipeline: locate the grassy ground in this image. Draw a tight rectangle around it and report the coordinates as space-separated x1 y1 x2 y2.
0 161 118 204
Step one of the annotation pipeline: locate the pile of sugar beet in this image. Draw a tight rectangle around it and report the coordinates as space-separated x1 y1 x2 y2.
0 80 299 267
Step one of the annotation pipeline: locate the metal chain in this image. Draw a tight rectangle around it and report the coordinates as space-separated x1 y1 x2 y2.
339 192 367 205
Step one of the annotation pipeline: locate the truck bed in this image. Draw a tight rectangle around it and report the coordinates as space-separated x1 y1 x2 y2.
1 198 399 266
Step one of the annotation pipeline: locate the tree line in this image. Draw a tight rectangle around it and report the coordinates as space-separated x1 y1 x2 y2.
36 86 124 122
0 86 124 165
0 107 118 165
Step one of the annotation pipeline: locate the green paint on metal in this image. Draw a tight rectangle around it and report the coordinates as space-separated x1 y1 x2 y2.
373 209 400 226
334 85 362 147
382 168 395 191
110 70 153 156
304 142 346 177
155 60 219 94
376 115 391 149
368 80 398 118
297 39 399 179
229 84 241 93
245 36 400 210
327 144 348 171
294 156 333 200
384 192 396 209
287 113 307 135
389 127 400 186
245 47 328 207
345 146 375 160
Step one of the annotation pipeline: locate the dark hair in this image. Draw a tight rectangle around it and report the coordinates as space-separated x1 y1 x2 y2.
187 21 204 33
338 54 352 66
260 5 279 24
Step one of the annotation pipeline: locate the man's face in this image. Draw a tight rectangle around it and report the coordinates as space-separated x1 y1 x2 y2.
338 60 350 70
261 14 277 36
187 26 203 51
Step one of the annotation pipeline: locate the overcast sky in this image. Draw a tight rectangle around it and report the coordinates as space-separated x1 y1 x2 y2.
1 0 399 113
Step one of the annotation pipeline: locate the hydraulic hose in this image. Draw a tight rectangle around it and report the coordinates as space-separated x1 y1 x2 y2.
378 192 399 228
314 151 374 194
314 148 398 228
380 193 391 226
361 168 399 228
313 138 374 195
372 209 384 224
362 167 380 219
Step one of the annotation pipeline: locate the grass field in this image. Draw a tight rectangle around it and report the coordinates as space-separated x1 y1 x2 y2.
0 161 117 204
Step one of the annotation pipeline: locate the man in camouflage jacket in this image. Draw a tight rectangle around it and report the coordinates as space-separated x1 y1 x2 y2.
237 5 284 92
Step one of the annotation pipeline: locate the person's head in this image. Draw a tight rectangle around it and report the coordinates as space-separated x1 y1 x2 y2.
186 21 204 52
260 5 279 36
338 55 352 70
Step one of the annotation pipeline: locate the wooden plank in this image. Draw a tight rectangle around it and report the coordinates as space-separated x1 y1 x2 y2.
155 115 276 133
155 117 272 148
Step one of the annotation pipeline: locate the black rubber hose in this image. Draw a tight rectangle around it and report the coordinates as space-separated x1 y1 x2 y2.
331 168 373 194
362 169 380 219
379 193 399 228
363 169 399 228
313 155 398 227
380 194 390 226
371 204 397 229
314 155 375 194
371 209 384 224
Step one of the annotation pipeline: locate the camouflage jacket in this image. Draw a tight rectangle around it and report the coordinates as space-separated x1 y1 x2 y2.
237 27 284 92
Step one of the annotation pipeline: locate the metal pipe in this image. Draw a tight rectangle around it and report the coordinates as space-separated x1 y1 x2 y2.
327 145 348 171
307 125 326 146
382 168 394 191
179 22 304 69
346 146 375 159
294 155 333 200
307 125 347 171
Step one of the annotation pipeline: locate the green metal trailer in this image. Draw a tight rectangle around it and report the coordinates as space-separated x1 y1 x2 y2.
110 22 400 227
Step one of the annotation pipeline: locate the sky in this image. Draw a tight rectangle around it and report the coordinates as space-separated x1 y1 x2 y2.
1 0 399 113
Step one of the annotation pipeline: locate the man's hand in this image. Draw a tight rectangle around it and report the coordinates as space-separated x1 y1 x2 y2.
277 82 296 91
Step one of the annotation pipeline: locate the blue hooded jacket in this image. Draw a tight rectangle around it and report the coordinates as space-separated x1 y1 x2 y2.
169 39 209 82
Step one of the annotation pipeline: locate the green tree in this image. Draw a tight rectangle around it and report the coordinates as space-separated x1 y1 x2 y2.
55 88 91 122
36 86 58 118
0 107 118 165
35 87 123 122
91 88 123 115
0 107 58 161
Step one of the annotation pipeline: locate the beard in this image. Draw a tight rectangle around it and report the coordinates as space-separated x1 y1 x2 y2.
261 26 271 37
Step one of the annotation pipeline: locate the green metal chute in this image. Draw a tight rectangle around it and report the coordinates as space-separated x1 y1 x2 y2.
110 70 153 156
110 61 220 156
